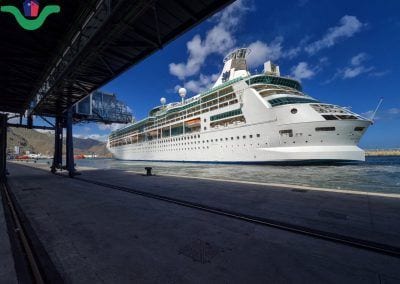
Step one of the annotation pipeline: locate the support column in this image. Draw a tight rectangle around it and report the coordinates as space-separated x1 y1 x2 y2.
51 116 63 173
0 114 7 182
65 108 76 178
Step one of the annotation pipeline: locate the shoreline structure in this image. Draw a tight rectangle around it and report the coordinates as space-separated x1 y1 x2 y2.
365 149 400 156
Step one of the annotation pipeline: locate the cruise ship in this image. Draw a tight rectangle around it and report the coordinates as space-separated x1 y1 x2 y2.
107 48 371 163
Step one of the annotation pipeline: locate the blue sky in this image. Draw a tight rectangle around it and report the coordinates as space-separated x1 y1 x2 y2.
74 0 400 148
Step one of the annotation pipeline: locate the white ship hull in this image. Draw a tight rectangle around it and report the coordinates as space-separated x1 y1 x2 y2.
108 48 371 164
108 119 370 163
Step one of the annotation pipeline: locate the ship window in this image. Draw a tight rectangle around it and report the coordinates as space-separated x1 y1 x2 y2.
210 109 242 121
322 115 338 120
256 134 260 138
354 127 365 132
237 136 240 140
250 135 253 138
268 97 317 107
211 139 213 142
231 137 234 140
337 115 358 120
315 127 335 132
204 127 207 130
225 138 228 141
243 136 246 139
279 130 293 137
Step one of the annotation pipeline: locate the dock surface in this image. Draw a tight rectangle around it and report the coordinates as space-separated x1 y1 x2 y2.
2 162 400 283
0 184 18 283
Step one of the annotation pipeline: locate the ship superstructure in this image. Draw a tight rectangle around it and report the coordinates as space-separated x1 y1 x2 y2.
107 48 371 163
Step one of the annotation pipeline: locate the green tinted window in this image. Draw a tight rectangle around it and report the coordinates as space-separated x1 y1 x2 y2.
210 109 242 121
246 75 302 91
269 97 317 107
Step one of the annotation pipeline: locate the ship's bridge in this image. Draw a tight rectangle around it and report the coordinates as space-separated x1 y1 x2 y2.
246 75 302 91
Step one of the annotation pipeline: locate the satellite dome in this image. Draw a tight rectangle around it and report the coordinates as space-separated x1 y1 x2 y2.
160 97 166 105
178 87 187 98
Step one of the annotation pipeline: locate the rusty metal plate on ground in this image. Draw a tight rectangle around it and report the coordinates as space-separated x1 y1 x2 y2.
178 239 222 264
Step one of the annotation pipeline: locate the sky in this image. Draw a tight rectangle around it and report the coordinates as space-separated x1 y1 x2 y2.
73 0 400 149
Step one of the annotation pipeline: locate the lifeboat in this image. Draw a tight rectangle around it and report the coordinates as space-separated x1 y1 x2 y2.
74 154 85 160
185 118 200 126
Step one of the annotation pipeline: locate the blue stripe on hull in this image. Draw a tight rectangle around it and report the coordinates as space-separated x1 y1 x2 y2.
113 158 361 166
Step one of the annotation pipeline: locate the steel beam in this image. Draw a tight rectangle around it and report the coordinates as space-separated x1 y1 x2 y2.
51 116 63 174
65 108 76 177
0 114 7 181
29 0 113 115
7 124 55 131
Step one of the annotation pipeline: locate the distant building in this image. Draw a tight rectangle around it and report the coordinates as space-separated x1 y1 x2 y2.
23 0 40 18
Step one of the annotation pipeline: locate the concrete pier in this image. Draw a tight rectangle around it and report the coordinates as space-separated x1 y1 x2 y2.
2 162 400 283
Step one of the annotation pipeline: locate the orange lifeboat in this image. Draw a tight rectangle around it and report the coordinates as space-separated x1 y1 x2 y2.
185 118 200 126
74 154 85 160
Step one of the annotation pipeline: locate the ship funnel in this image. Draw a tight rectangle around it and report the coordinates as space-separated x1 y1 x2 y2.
264 61 280 76
213 48 251 88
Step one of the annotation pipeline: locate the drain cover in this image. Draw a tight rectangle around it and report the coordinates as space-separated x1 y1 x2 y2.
178 239 221 264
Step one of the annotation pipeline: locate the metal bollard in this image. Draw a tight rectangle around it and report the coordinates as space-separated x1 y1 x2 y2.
145 167 152 176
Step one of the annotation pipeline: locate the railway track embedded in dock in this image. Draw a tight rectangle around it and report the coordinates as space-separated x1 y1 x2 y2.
0 182 63 284
73 175 400 258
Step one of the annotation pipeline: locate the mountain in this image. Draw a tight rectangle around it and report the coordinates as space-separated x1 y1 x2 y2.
7 127 111 157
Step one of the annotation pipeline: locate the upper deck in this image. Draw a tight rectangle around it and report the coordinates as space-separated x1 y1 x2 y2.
109 74 302 140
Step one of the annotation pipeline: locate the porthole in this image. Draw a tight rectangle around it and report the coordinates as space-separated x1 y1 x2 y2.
291 108 298 114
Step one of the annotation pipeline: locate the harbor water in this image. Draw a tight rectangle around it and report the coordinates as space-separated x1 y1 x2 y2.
74 156 400 194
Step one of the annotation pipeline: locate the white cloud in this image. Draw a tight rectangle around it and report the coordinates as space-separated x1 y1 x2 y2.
97 123 127 132
361 108 400 121
388 108 400 115
360 110 374 120
369 70 390 77
290 62 315 81
325 52 378 83
284 46 302 59
342 66 373 79
350 52 367 66
174 73 219 94
35 129 55 135
246 38 283 68
305 15 365 55
74 133 108 142
169 0 249 80
1 112 22 124
342 52 373 79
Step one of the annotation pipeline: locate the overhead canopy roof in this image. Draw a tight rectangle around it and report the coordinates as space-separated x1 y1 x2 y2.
0 0 234 116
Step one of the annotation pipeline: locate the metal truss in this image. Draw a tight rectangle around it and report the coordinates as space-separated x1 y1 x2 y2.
29 0 113 115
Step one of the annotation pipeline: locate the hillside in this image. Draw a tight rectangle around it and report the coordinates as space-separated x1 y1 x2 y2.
7 127 111 157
